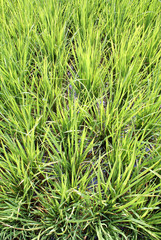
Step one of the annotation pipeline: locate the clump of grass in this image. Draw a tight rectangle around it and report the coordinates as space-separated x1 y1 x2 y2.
0 0 161 239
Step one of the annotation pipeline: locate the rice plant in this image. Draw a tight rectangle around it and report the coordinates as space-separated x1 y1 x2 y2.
0 0 161 239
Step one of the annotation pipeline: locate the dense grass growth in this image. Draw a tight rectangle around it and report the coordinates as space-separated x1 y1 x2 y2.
0 0 161 239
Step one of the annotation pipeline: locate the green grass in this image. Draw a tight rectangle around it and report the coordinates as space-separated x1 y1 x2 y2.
0 0 161 239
